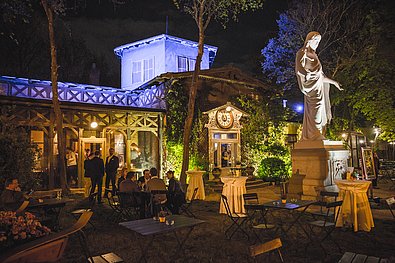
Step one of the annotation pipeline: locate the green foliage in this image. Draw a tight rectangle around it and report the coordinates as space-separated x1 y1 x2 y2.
164 81 188 143
173 0 264 28
235 95 291 179
0 124 41 191
164 141 183 179
258 157 288 181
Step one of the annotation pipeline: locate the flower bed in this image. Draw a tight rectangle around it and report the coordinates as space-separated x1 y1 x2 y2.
0 211 51 250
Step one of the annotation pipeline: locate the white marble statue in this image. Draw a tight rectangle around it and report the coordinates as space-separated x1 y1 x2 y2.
295 31 343 140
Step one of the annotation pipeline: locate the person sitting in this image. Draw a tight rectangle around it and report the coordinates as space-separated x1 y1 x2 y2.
119 171 147 219
166 171 186 214
146 168 167 203
0 178 26 211
117 167 128 192
119 171 140 193
138 169 151 191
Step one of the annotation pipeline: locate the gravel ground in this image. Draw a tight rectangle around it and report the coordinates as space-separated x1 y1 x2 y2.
58 181 395 263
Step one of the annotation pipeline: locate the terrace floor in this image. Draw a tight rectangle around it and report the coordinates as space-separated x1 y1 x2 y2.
59 179 395 263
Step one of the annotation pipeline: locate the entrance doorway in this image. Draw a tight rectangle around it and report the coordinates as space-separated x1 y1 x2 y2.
78 137 106 189
214 142 237 168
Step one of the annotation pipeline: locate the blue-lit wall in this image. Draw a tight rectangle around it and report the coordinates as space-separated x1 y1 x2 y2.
120 40 165 90
118 35 215 90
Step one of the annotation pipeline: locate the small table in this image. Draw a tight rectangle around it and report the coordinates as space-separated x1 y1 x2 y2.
119 215 205 262
186 170 206 200
28 198 73 230
220 176 248 214
335 180 374 232
245 199 318 239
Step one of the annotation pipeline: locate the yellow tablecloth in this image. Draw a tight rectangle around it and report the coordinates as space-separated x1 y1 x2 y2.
219 176 247 214
335 180 374 232
186 170 205 200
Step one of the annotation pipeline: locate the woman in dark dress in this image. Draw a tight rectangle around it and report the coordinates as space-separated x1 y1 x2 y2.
166 171 185 214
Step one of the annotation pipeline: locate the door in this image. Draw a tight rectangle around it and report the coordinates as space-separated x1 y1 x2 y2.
78 137 106 187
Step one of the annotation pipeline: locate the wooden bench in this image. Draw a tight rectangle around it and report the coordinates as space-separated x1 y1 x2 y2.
89 252 124 263
338 252 387 263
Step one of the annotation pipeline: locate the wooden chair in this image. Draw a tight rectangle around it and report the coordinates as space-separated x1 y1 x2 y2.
15 200 30 214
89 252 124 263
70 192 97 229
221 194 249 240
249 238 284 262
338 252 385 263
180 187 198 218
0 211 93 263
385 196 395 219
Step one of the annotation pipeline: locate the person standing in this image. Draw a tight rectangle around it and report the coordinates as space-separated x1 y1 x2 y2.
105 148 119 197
66 148 78 186
90 150 104 204
83 152 94 197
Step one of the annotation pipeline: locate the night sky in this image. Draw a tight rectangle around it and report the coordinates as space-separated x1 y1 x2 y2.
68 0 288 86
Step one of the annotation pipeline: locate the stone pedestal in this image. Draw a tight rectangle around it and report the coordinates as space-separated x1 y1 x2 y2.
291 140 349 200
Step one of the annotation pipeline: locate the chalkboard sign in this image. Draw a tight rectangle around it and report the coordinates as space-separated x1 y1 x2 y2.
361 147 376 180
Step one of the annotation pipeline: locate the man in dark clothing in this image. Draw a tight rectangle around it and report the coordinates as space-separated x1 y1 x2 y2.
0 178 25 210
90 150 104 204
119 171 147 218
105 148 119 197
119 172 140 192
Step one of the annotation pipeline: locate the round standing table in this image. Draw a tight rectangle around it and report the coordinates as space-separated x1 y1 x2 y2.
335 179 374 232
219 176 247 214
186 170 206 200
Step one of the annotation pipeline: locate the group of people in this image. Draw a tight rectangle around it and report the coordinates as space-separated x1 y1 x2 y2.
83 148 120 204
116 167 186 216
83 147 186 216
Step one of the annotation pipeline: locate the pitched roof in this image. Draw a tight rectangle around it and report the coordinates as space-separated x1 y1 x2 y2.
140 65 269 90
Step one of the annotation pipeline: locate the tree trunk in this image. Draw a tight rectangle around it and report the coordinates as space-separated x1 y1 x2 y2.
180 17 205 186
41 0 68 193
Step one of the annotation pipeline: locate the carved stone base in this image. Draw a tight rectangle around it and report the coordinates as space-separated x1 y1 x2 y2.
291 140 349 200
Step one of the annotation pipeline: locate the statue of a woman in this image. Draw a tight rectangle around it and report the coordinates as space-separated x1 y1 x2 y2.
295 31 343 141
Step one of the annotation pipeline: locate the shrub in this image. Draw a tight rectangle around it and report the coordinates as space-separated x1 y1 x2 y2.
0 125 41 191
258 157 288 182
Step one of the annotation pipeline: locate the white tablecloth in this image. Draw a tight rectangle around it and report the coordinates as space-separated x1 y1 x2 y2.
186 170 205 200
219 176 247 214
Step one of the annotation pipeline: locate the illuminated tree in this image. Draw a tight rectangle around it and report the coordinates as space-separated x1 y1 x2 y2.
173 0 264 185
41 0 68 191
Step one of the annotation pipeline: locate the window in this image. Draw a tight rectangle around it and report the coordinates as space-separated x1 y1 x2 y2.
31 130 44 171
132 61 142 84
177 56 196 72
144 58 154 82
132 57 155 84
